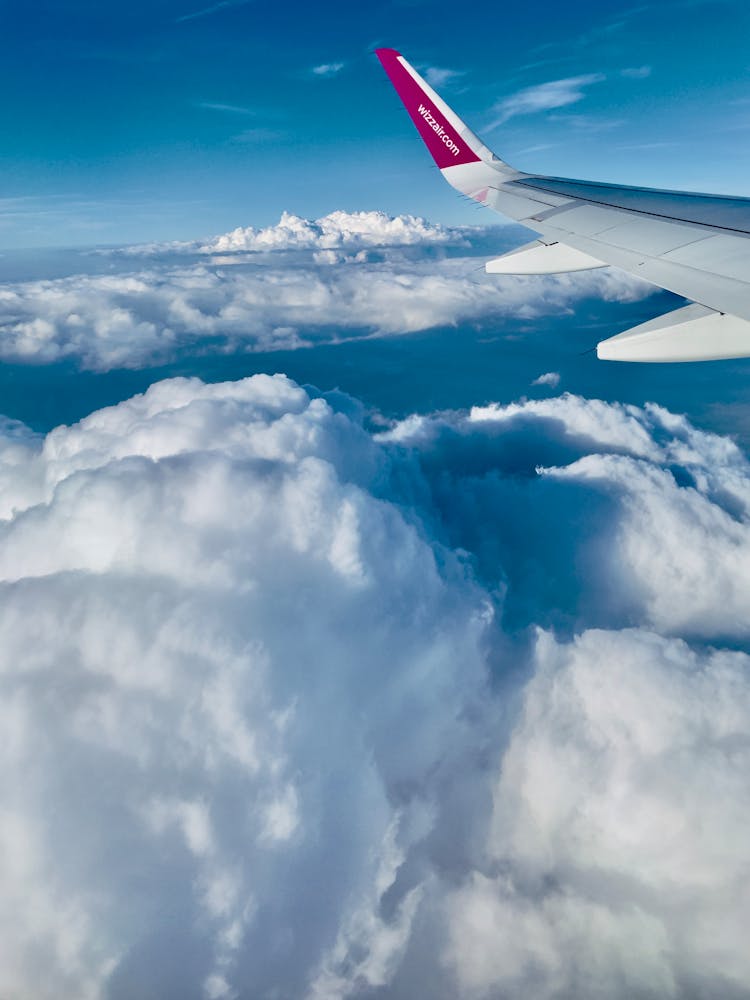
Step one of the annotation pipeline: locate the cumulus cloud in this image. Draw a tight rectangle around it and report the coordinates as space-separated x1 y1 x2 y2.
201 210 454 253
0 374 492 998
445 627 750 1000
531 370 560 388
102 210 457 257
379 391 750 998
3 375 750 998
0 213 655 370
383 393 750 638
489 74 606 128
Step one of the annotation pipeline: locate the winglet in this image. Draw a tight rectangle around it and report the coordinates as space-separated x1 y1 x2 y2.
375 48 487 169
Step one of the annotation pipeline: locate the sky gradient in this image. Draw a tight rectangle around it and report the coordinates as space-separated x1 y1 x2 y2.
2 0 750 247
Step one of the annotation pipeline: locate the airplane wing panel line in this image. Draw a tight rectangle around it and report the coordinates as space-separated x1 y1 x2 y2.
525 206 719 256
515 179 750 237
490 195 714 258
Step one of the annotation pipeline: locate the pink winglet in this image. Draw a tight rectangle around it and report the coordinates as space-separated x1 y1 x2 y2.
375 48 481 170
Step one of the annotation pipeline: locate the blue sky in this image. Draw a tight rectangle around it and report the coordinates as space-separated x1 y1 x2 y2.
2 0 750 247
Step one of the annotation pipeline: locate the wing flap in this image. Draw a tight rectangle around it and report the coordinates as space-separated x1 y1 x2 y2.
485 241 606 274
597 304 750 362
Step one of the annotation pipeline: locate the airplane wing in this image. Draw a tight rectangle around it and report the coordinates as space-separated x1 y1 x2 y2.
375 47 750 362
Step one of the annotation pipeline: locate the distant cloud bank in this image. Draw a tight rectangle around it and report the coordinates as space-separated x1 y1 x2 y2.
0 211 654 370
202 209 453 252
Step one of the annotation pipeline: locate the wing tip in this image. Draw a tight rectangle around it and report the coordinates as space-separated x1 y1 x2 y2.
374 47 401 58
373 47 486 170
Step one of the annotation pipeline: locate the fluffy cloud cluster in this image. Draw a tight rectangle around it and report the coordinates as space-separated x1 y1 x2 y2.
110 211 458 258
3 376 750 998
445 628 750 1000
380 394 750 997
386 393 750 638
201 210 455 253
531 370 561 388
0 375 493 999
0 223 653 370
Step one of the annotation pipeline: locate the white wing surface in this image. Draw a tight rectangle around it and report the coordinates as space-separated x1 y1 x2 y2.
376 48 750 362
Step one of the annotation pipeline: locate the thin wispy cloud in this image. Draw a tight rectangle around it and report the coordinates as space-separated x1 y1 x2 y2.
311 62 345 77
527 8 650 64
197 101 255 115
424 66 464 89
488 73 605 129
577 6 651 44
621 65 652 79
176 0 251 23
513 142 557 155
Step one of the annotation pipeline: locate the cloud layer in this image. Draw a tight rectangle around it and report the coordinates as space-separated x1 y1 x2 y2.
2 375 750 998
0 212 654 370
114 210 457 256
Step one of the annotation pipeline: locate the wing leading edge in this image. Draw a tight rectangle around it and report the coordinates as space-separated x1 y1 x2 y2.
375 47 750 362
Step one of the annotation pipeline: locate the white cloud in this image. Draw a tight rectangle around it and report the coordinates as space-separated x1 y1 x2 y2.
3 363 750 995
196 101 256 115
0 214 655 370
311 62 345 77
0 374 494 998
176 0 251 22
445 626 750 999
532 370 560 388
103 210 457 257
202 209 454 252
379 392 750 642
424 66 464 89
375 392 750 997
489 74 606 128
